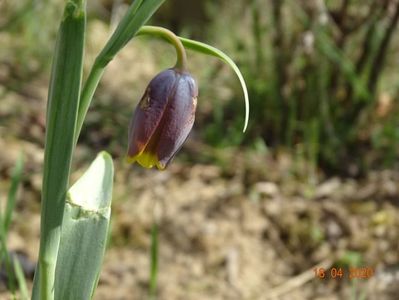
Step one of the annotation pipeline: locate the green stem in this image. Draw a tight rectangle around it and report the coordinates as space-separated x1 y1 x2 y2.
137 26 188 70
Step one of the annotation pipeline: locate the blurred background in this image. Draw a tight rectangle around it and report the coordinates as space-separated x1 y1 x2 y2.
1 0 399 299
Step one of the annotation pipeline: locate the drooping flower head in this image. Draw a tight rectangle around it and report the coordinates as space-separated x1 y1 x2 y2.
127 68 198 170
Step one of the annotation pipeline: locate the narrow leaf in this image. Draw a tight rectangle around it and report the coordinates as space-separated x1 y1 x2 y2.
0 155 25 296
96 0 166 65
4 154 24 233
13 257 29 300
130 0 145 15
32 1 86 299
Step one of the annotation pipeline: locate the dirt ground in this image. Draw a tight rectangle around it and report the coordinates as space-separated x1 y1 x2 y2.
1 21 399 300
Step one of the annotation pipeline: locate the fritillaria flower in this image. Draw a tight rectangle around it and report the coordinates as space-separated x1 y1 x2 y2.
127 68 198 170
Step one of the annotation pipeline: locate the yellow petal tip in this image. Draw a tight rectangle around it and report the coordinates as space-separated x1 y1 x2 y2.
126 152 167 170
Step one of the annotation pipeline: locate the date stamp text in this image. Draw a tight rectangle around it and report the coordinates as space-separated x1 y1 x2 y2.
314 267 374 280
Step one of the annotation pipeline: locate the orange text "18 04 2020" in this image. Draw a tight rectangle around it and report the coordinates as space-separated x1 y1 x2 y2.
313 267 374 279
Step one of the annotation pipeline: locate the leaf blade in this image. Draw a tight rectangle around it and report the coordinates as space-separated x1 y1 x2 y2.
13 257 29 300
54 152 114 300
32 1 86 299
4 154 24 233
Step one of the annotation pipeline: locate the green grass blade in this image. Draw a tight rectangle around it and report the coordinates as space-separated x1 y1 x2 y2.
0 228 16 297
178 37 249 132
32 1 86 299
0 155 24 298
13 257 29 300
4 154 24 234
54 152 114 300
315 29 370 100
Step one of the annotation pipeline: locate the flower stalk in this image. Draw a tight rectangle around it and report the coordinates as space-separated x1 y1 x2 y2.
137 26 188 69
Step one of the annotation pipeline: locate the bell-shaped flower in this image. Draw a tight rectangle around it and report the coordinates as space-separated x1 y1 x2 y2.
127 68 198 170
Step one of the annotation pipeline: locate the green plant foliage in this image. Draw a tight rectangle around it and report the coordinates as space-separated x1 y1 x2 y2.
54 152 114 300
200 0 399 174
32 1 86 299
0 155 24 298
13 257 29 300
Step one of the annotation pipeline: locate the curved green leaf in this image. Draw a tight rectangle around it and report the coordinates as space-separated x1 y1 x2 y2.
179 37 249 132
